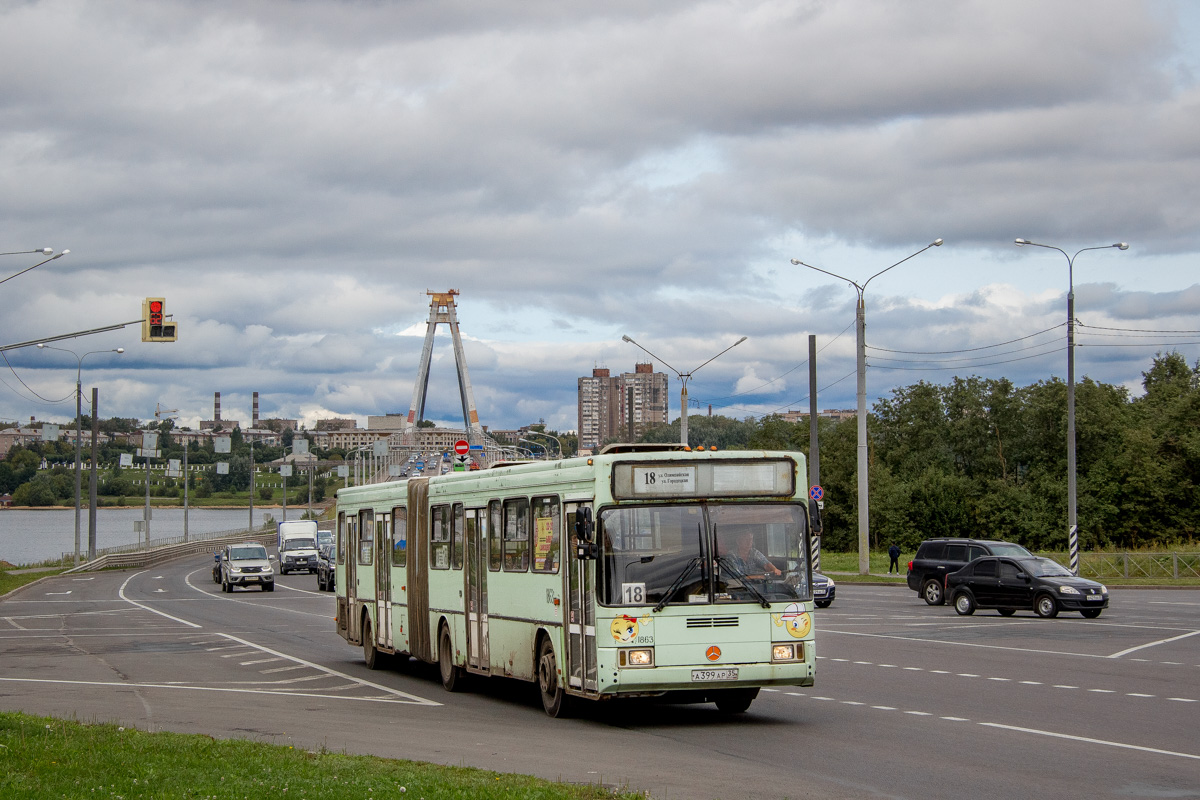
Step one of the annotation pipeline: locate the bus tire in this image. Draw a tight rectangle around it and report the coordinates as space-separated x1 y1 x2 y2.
438 624 463 692
362 617 384 670
714 688 758 713
537 636 570 718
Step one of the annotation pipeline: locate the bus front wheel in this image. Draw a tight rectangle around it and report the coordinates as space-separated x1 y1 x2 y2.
714 688 759 714
362 617 383 670
537 637 571 718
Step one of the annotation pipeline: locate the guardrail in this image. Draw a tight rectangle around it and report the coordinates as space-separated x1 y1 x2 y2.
1075 552 1200 580
62 526 278 574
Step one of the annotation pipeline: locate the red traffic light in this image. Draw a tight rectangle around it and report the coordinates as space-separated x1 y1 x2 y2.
148 299 163 325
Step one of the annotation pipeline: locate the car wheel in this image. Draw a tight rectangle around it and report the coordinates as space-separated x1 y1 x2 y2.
537 636 570 717
714 688 759 714
1080 608 1102 619
317 574 325 591
222 578 231 593
439 625 463 692
997 608 1016 617
815 600 832 608
212 569 220 585
922 579 945 606
1034 594 1059 618
953 591 976 616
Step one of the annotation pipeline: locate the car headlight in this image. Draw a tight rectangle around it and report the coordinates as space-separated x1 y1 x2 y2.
1100 585 1108 594
826 577 835 587
1058 585 1080 595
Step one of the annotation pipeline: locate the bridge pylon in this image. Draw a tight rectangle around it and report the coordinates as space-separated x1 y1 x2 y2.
400 290 485 445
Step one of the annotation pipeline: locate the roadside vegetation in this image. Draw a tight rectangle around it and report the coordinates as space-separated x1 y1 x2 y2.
0 711 645 799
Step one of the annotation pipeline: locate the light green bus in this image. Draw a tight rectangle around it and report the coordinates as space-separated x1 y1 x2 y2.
334 443 817 717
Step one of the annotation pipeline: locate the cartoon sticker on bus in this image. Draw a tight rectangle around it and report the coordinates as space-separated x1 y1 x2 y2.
611 615 640 643
772 603 811 638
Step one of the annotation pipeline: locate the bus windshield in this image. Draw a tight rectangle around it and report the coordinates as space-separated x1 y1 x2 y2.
598 502 809 607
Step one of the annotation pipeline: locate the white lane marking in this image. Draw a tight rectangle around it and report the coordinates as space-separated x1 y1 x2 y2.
904 711 932 716
45 591 71 596
903 667 923 671
1021 681 1042 685
1088 689 1115 693
1108 630 1200 659
941 716 970 721
820 627 1193 660
1167 698 1197 703
811 696 834 701
205 646 244 652
842 701 864 705
1126 693 1154 698
1053 685 1078 689
871 706 896 710
987 677 1010 682
979 722 1200 762
71 577 95 582
219 651 256 658
958 673 979 678
931 670 951 674
119 572 201 628
260 665 308 674
879 664 897 668
214 632 435 704
0 677 433 705
184 570 331 620
240 658 284 666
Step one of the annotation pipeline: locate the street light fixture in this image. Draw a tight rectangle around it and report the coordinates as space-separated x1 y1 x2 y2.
37 343 124 567
1014 238 1129 575
519 438 549 459
791 238 943 575
525 430 563 457
621 334 748 446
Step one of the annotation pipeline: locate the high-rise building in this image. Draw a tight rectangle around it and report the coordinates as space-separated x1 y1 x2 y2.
577 363 668 451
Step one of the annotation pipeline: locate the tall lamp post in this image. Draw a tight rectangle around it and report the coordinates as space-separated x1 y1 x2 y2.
519 438 549 459
791 239 943 575
621 334 747 446
1015 238 1129 575
36 344 124 566
0 249 68 287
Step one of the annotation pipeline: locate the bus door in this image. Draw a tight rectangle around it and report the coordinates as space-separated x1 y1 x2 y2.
564 502 597 693
376 510 392 650
343 512 361 642
464 507 490 672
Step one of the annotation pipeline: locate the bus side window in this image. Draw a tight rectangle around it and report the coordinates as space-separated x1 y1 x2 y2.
430 504 450 569
503 497 529 572
358 509 374 566
488 500 502 572
452 503 464 570
392 506 407 567
531 496 560 574
337 511 346 565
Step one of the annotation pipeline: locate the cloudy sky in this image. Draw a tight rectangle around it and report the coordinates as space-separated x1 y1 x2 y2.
2 0 1198 435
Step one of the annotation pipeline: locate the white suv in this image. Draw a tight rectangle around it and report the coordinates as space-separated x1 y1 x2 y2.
220 543 275 592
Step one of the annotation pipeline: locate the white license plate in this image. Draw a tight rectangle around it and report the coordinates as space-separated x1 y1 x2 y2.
691 668 739 682
1086 594 1103 601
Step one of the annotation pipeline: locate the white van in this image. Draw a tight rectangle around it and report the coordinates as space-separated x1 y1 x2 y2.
277 520 320 575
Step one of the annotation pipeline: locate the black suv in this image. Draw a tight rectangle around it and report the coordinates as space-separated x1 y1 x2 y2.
907 538 1032 605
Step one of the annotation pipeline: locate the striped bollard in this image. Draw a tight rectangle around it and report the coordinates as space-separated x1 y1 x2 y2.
810 534 821 574
1068 525 1079 576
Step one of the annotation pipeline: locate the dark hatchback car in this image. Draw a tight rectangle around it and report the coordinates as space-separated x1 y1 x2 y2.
946 556 1109 618
812 572 835 608
315 543 336 592
907 538 1033 605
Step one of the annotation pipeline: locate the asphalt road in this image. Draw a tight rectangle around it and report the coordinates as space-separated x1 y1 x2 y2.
1 556 1198 800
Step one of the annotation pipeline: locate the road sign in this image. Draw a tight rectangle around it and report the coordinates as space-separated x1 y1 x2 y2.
454 439 470 456
809 485 824 502
468 444 483 451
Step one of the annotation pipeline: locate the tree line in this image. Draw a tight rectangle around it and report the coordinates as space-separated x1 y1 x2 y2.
634 353 1199 553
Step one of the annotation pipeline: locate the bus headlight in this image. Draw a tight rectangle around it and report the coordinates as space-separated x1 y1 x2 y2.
619 648 655 668
772 642 804 662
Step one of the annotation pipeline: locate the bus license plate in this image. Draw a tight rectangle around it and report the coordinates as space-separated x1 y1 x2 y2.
692 668 738 682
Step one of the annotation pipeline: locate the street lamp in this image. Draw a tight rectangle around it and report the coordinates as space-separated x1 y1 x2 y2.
791 238 943 575
1014 238 1129 575
525 431 563 457
621 334 747 446
1 249 68 287
519 438 549 459
37 343 124 566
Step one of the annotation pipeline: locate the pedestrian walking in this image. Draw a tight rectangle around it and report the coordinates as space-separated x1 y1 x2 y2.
888 543 901 573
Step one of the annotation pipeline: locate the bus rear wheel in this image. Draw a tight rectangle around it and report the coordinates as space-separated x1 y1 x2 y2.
537 637 571 718
714 688 759 714
438 625 463 692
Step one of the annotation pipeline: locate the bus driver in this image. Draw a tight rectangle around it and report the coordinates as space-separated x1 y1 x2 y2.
723 528 781 578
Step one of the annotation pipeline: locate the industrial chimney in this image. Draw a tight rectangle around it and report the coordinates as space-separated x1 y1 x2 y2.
252 392 259 428
214 392 221 422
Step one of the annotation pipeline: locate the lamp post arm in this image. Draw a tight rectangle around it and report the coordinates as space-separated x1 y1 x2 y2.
0 251 67 287
861 240 944 293
622 335 680 377
791 260 863 293
687 336 748 378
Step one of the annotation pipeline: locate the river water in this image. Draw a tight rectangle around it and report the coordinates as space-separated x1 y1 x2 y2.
0 507 285 566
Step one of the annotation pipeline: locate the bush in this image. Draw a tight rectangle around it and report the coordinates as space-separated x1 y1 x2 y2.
258 486 274 502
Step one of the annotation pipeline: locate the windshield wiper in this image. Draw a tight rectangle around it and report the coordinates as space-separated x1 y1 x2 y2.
717 556 772 608
653 557 701 612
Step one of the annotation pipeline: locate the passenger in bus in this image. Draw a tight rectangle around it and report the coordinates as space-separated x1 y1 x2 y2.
724 528 782 577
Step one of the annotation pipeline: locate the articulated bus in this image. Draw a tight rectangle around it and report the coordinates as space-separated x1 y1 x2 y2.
334 443 817 716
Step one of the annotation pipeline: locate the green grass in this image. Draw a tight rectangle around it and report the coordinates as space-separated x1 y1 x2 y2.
0 711 646 799
0 567 68 596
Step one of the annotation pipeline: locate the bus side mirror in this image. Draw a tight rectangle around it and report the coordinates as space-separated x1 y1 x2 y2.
574 507 597 559
808 497 824 535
